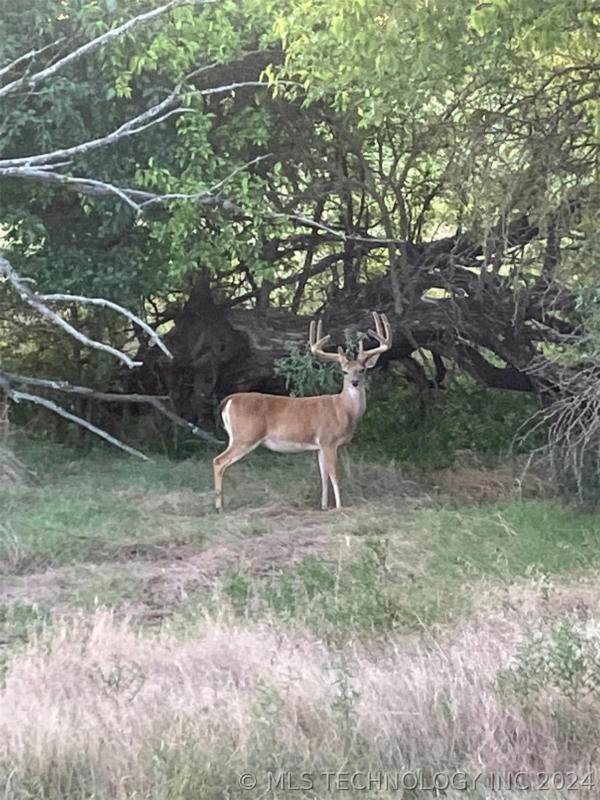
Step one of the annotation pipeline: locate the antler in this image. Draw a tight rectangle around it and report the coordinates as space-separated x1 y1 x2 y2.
357 311 392 363
309 319 346 363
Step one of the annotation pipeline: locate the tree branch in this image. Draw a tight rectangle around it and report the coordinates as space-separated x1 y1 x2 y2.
37 293 172 360
0 155 271 213
1 383 150 461
0 39 65 81
0 0 193 100
0 91 188 169
0 371 224 447
0 255 143 369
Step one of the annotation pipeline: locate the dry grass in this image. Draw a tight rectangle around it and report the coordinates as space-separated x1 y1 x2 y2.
3 443 599 798
427 451 549 503
1 596 598 799
0 445 29 486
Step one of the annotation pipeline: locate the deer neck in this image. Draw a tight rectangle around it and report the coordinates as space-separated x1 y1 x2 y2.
340 381 367 421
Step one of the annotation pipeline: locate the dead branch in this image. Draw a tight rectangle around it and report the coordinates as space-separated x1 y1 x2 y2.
0 154 270 213
37 293 172 360
0 371 224 447
0 255 142 368
0 90 189 169
6 389 150 460
520 358 600 500
0 168 159 209
0 39 64 81
0 0 192 100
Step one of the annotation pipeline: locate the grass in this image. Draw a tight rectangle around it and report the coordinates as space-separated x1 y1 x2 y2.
3 435 600 798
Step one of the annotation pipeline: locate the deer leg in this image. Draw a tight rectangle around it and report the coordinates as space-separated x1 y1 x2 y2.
321 446 342 510
317 449 329 510
213 441 258 512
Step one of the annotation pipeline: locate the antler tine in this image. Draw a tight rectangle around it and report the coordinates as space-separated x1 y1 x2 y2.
308 318 345 362
360 310 392 362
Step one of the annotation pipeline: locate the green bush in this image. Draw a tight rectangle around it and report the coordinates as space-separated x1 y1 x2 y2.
498 611 600 715
273 342 341 396
356 369 543 467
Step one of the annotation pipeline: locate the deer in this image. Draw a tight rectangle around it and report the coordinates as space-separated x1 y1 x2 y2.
213 311 392 511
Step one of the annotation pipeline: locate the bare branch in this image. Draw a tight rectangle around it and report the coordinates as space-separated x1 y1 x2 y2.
0 0 194 100
37 294 173 360
0 153 270 212
5 389 150 461
143 396 225 446
0 39 65 80
0 167 158 208
0 371 225 447
284 214 406 246
0 90 189 169
196 80 269 96
0 255 142 369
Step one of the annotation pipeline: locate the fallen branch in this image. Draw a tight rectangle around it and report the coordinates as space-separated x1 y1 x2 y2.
0 371 224 447
0 255 144 368
7 389 150 460
0 0 192 99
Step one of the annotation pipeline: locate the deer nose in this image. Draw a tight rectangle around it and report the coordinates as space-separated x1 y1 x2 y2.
352 378 360 387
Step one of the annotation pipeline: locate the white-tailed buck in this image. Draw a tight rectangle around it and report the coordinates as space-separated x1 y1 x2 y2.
213 311 392 511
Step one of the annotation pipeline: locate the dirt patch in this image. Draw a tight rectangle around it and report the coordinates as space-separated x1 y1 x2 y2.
428 463 548 502
162 521 345 589
113 487 210 516
0 512 348 615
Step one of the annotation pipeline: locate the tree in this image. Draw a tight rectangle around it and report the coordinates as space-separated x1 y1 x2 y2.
125 0 600 425
0 0 271 452
4 0 600 484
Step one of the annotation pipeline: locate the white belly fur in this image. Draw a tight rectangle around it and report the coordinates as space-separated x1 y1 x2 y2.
262 437 318 453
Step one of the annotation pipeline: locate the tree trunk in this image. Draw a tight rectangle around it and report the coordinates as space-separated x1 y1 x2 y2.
126 263 575 424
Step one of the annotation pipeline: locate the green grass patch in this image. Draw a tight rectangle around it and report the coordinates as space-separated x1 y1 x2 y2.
218 500 600 638
0 439 216 572
4 437 600 642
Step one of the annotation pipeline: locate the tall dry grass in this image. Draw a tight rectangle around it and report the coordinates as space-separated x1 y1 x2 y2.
1 604 598 799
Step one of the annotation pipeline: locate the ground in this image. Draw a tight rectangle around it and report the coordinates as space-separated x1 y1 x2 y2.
2 437 600 799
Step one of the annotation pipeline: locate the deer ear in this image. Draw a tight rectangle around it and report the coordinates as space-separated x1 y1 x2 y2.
363 353 381 369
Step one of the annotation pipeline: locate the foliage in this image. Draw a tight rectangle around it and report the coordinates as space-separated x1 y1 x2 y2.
273 343 341 396
498 610 600 744
356 371 542 467
3 0 600 490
